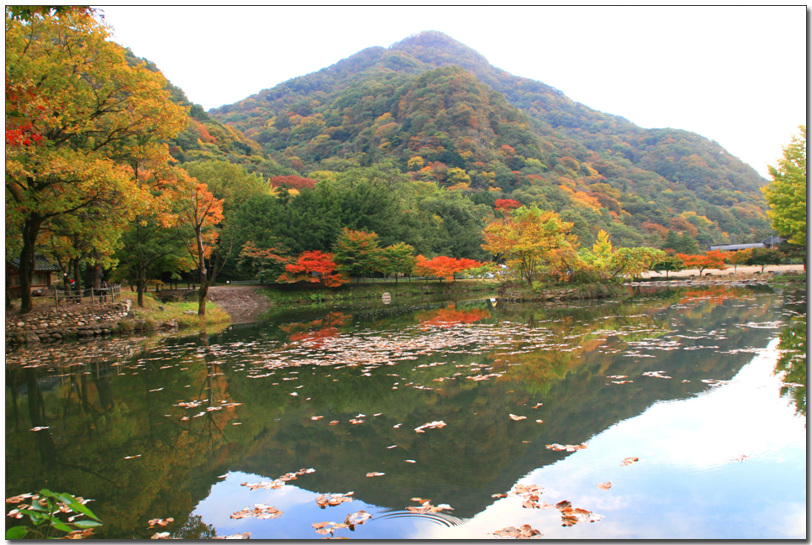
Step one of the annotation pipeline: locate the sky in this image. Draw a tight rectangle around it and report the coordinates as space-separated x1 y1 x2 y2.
96 4 807 178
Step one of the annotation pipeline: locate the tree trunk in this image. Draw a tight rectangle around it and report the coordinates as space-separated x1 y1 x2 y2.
197 231 208 316
18 215 43 314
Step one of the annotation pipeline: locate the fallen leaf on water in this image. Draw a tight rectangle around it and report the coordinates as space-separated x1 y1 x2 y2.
366 472 385 477
404 459 416 464
414 420 446 433
536 420 544 424
124 455 142 460
29 427 49 432
732 455 749 462
546 443 587 452
492 493 508 499
509 414 527 421
345 510 371 528
311 416 324 421
214 532 251 539
597 482 612 490
329 420 340 426
406 498 453 514
316 492 354 508
532 402 543 409
151 532 170 539
492 524 542 539
620 456 639 466
350 418 365 425
148 518 174 528
555 502 603 526
230 504 282 520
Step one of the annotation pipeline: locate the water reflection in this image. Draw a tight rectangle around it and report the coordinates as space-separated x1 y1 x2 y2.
4 286 806 539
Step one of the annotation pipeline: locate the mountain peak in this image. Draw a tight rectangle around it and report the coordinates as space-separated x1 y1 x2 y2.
390 30 489 66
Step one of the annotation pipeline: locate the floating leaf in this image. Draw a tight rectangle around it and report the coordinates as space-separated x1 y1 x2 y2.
151 532 170 539
546 443 587 452
492 524 542 538
509 414 527 421
316 492 354 508
230 504 282 520
214 532 251 539
311 416 324 421
620 456 639 466
406 498 453 514
329 420 340 426
29 427 49 432
365 472 385 478
148 518 174 528
414 420 447 433
597 482 612 490
124 455 142 460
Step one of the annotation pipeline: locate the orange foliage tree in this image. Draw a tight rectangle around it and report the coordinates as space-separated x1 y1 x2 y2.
676 250 728 276
172 174 225 316
414 255 484 282
277 251 348 288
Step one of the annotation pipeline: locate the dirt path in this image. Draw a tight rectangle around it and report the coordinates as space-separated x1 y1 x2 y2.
640 263 805 278
206 285 273 323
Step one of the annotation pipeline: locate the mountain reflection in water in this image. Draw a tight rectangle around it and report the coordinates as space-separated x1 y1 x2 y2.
5 286 806 539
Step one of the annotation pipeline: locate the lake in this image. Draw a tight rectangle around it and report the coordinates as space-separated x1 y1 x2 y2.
5 285 806 540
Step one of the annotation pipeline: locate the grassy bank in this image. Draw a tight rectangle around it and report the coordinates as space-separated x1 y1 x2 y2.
120 291 231 330
260 279 499 309
498 281 630 302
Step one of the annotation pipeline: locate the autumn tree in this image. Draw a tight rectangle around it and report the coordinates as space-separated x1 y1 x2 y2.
762 125 806 269
379 242 417 283
581 230 665 282
5 8 188 313
746 247 783 273
170 173 225 316
676 250 728 276
727 249 753 273
414 255 483 282
652 253 685 278
481 205 581 285
277 251 348 287
237 240 290 284
332 228 384 282
183 160 267 283
113 147 194 306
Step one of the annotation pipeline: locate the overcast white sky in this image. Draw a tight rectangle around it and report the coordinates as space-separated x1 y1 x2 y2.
96 4 807 178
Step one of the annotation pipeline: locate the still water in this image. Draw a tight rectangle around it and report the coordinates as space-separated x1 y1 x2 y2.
5 285 806 539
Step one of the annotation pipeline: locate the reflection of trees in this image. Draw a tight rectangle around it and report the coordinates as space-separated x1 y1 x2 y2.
415 303 490 329
280 311 351 345
774 315 806 417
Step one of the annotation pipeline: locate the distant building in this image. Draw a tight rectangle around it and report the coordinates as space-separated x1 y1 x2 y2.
6 255 60 297
708 236 786 252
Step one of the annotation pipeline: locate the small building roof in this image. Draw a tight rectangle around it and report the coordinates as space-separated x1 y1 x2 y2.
7 255 61 272
708 243 766 252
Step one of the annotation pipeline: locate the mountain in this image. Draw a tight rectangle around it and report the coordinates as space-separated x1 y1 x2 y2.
208 31 770 248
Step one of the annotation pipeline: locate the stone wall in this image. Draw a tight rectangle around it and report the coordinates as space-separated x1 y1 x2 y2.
6 300 133 346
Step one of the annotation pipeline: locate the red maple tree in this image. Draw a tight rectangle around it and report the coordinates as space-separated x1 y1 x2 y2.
277 250 348 287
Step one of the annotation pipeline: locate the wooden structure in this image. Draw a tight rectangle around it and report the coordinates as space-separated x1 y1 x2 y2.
6 256 60 298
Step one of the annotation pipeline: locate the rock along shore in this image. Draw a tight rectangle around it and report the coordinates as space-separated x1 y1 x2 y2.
5 300 135 346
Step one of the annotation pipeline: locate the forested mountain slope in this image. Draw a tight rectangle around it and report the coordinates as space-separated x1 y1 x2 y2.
209 31 769 248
